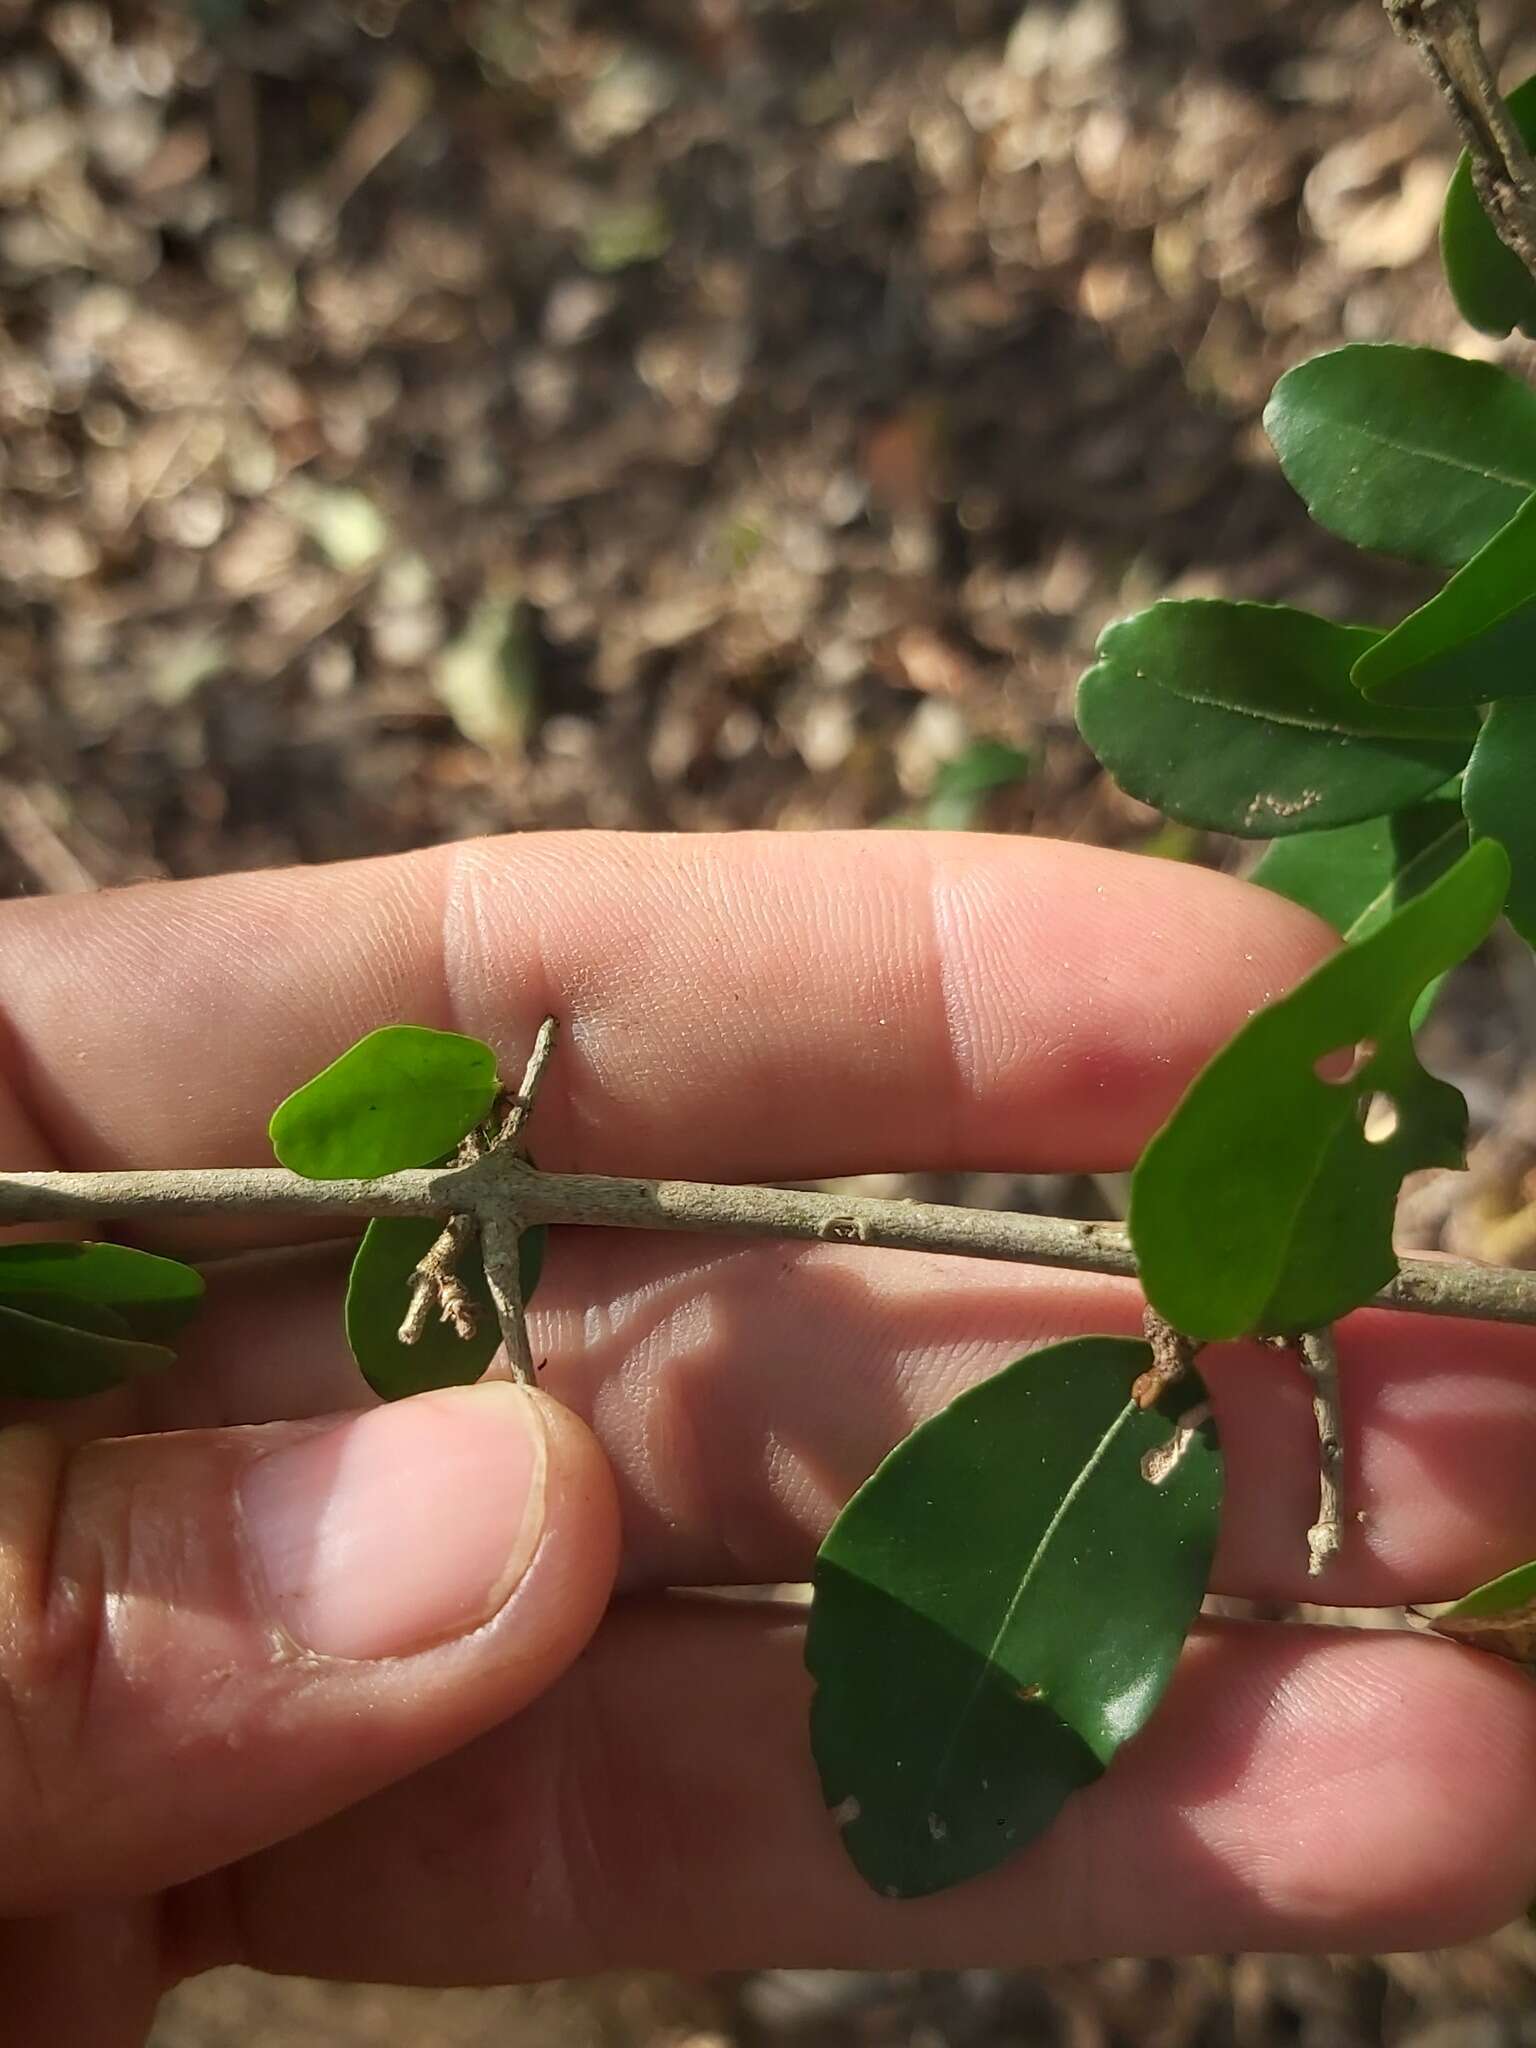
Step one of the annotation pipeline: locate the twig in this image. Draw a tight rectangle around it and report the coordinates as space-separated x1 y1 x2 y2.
499 1017 560 1148
480 1016 561 1384
481 1216 537 1387
1384 0 1536 281
398 1211 478 1344
3 1158 1536 1326
1296 1329 1346 1577
1133 1308 1202 1409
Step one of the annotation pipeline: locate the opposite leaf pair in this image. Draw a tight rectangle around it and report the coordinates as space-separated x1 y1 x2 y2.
269 1024 547 1397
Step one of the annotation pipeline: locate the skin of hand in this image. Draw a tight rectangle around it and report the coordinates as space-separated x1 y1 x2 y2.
1 830 1535 2048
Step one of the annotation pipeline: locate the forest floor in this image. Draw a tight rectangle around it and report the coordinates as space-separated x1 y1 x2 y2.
6 0 1536 2040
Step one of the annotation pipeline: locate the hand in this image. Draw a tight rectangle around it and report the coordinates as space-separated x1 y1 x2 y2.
1 831 1533 2045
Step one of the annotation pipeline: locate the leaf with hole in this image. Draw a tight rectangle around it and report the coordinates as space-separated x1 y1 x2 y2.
1131 841 1508 1340
1265 345 1536 568
1441 72 1536 340
1353 492 1536 708
807 1335 1221 1899
345 1218 546 1400
270 1026 500 1181
1076 602 1477 837
0 1297 176 1399
1462 697 1536 947
0 1241 203 1341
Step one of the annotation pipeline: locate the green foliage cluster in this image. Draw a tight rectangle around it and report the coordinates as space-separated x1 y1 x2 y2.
270 1025 547 1398
6 86 1536 1911
811 82 1536 1899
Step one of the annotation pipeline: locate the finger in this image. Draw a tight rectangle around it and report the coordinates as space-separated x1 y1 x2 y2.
146 1232 1536 1608
171 1604 1536 1984
0 834 1330 1212
0 1385 618 1914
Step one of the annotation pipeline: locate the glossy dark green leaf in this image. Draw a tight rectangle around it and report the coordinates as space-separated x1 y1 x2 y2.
1251 798 1469 941
1264 345 1536 568
1464 697 1536 945
345 1217 547 1400
1076 602 1476 837
1426 1558 1536 1662
807 1336 1221 1899
1442 73 1536 340
0 1298 176 1399
0 1241 203 1340
1131 841 1508 1340
270 1025 500 1181
1353 492 1536 707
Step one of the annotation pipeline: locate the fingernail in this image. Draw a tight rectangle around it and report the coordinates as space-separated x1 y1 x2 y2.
239 1384 547 1660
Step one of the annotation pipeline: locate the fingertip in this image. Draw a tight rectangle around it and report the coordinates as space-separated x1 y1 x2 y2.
516 1383 624 1670
1137 1628 1536 1954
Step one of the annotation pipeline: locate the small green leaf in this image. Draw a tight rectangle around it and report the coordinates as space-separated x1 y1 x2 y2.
0 1298 176 1398
1426 1558 1536 1663
921 740 1032 830
270 1026 500 1181
0 1241 203 1341
1464 697 1536 945
1076 602 1477 837
345 1218 547 1400
807 1336 1221 1899
1131 841 1508 1340
1353 492 1536 707
1442 73 1536 340
1264 345 1536 568
1251 798 1469 943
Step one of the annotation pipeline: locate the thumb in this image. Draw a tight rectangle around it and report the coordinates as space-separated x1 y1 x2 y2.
0 1381 619 1913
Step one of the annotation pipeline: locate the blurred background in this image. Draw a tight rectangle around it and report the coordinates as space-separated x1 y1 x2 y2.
6 0 1536 2039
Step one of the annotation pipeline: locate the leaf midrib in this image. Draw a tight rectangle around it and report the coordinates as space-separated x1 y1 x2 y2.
1150 672 1460 745
926 1398 1138 1797
1319 418 1536 499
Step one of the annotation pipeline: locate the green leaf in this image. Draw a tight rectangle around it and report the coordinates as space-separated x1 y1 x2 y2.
807 1336 1221 1899
0 1298 176 1399
1251 798 1469 942
1353 492 1536 707
1076 602 1477 837
1264 345 1536 568
0 1241 203 1341
1130 841 1508 1340
270 1026 500 1181
1426 1558 1536 1664
1441 73 1536 340
1464 697 1536 945
345 1217 547 1400
921 741 1032 830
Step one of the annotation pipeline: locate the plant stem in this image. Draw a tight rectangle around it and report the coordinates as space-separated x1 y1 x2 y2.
1297 1329 1346 1577
1384 0 1536 281
481 1214 536 1386
4 1156 1536 1328
477 1020 563 1385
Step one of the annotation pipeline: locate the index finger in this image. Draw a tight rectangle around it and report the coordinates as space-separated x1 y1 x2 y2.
0 833 1330 1204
